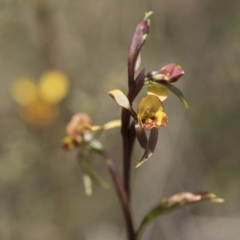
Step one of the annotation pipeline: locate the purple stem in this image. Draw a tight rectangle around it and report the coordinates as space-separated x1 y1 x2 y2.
107 159 135 240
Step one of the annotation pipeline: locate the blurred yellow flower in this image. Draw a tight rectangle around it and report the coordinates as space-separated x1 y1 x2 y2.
11 77 38 106
39 70 69 104
19 99 60 128
11 70 69 128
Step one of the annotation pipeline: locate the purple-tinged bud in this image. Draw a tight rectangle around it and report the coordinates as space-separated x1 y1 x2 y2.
147 63 184 83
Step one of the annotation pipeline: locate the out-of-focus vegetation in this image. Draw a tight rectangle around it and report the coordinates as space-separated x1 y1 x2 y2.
0 0 239 239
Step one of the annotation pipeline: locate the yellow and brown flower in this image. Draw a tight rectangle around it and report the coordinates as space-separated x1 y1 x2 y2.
137 95 168 130
108 89 168 167
62 112 121 151
108 89 167 130
62 113 92 150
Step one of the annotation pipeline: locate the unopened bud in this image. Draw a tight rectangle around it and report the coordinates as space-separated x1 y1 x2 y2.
147 63 184 83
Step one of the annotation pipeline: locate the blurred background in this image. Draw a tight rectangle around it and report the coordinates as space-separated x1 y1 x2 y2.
0 0 240 239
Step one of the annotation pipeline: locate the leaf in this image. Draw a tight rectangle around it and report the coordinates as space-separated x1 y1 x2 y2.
83 174 92 196
136 127 158 168
164 83 188 108
150 82 188 108
136 191 224 239
135 122 148 149
79 154 109 190
88 138 104 154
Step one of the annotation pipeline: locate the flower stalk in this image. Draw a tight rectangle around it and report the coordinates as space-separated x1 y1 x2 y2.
61 11 223 240
107 159 136 240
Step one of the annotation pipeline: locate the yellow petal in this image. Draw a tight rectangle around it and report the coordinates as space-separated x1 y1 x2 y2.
39 70 69 104
108 89 130 110
11 77 38 106
138 95 163 118
61 136 80 150
155 111 168 127
103 119 121 130
91 125 102 131
76 123 92 134
147 85 168 101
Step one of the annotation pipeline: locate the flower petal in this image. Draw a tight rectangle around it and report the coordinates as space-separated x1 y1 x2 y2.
155 111 168 127
135 122 148 149
159 63 184 83
108 89 137 119
138 95 163 118
147 85 169 101
136 127 158 167
61 136 80 150
103 120 121 130
108 89 131 109
66 113 92 136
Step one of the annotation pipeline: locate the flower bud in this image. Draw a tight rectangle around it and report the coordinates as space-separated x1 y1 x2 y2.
147 63 184 83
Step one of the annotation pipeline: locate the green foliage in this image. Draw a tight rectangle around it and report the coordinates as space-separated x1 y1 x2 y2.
136 192 224 239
